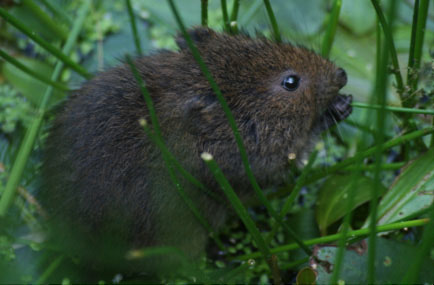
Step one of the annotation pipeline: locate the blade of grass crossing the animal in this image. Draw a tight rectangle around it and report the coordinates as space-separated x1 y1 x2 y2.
126 0 143 56
263 0 281 42
0 49 69 91
201 153 274 269
0 8 91 79
401 202 434 284
235 218 429 261
0 1 90 217
307 127 434 183
265 150 318 244
201 0 208 26
321 0 342 58
368 1 397 283
370 0 404 94
352 102 434 115
167 0 312 256
126 57 225 251
408 0 430 92
220 0 231 32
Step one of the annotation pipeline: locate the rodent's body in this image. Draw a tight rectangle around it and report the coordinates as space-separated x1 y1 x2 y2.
41 28 351 274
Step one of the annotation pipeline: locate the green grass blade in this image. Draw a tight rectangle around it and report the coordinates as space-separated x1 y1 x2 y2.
220 0 231 32
370 0 404 94
126 0 143 56
0 1 91 217
330 169 363 283
266 150 318 244
308 127 434 183
409 0 430 92
167 0 338 257
201 153 273 265
21 0 67 40
230 0 240 22
0 49 69 91
401 202 434 283
126 56 225 250
321 0 342 58
352 101 434 115
0 7 91 79
35 255 64 284
368 2 397 282
235 218 429 261
407 0 419 85
263 0 281 42
201 0 208 26
38 0 73 26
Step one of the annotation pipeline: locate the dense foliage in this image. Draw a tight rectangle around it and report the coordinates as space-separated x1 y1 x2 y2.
0 0 433 283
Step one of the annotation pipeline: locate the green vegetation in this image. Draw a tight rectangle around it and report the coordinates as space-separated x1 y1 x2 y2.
0 0 433 283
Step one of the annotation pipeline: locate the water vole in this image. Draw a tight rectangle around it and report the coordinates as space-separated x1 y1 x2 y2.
41 27 352 274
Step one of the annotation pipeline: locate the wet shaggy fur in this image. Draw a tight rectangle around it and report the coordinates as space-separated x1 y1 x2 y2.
41 28 351 275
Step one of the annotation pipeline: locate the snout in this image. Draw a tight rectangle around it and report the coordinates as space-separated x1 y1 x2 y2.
336 68 347 89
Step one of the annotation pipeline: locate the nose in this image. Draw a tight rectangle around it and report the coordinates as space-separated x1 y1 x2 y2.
336 68 347 88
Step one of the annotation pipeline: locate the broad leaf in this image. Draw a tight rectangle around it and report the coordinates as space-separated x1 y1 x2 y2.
316 174 387 235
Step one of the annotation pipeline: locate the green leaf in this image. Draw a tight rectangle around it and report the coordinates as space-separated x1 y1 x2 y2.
374 147 434 226
296 267 317 285
314 238 434 284
2 57 64 107
316 174 387 234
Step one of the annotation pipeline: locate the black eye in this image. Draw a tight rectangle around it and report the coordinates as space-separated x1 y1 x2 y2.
282 75 300 91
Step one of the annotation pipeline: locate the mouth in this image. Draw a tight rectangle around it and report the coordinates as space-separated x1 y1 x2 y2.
318 94 353 130
328 93 353 122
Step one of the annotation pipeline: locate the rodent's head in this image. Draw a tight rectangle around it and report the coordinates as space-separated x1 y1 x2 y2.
176 28 352 177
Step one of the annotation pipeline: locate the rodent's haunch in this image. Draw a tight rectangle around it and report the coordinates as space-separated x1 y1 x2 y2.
41 28 352 274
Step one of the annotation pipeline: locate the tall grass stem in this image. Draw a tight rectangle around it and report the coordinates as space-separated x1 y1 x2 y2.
263 0 281 42
321 0 342 57
126 0 143 56
370 0 404 94
0 8 91 79
166 0 311 256
0 1 90 217
126 57 224 250
0 49 69 91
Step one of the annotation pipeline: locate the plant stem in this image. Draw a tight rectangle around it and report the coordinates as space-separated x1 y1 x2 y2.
352 102 434 115
166 0 311 256
0 7 91 79
234 218 429 260
126 56 225 250
308 127 434 182
201 0 208 26
0 0 90 217
321 0 342 57
0 49 69 91
409 0 430 93
21 0 67 40
126 0 143 56
221 0 230 32
370 0 404 94
201 153 273 269
263 0 281 42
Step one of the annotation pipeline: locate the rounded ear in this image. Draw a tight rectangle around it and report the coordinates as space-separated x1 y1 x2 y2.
183 94 218 135
176 27 217 50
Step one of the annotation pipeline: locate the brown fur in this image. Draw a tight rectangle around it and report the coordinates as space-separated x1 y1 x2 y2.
41 28 351 275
